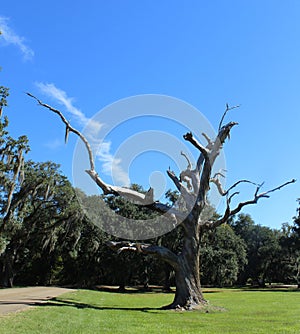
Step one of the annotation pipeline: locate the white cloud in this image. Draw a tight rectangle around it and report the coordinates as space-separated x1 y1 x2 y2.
36 82 130 187
36 82 103 136
0 16 34 61
36 82 88 125
97 141 130 187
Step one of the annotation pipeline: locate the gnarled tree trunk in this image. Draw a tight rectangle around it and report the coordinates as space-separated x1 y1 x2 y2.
168 229 205 309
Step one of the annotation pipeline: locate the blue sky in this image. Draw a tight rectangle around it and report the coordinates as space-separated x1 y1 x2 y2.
0 1 299 229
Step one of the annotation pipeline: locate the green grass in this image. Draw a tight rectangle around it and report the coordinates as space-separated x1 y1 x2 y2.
1 288 300 333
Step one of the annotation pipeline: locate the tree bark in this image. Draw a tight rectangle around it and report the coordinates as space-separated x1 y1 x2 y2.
166 235 206 309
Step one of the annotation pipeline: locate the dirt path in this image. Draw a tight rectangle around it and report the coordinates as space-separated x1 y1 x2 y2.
0 286 75 315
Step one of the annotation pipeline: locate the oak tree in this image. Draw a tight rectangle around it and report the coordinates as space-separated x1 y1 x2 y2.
28 94 295 309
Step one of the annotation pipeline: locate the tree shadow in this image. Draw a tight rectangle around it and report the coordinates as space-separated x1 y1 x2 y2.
93 285 174 294
32 297 164 313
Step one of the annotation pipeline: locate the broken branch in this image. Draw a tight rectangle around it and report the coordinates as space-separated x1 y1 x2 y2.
183 132 209 159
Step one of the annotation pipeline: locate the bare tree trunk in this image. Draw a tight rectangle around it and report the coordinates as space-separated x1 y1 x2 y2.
164 221 206 309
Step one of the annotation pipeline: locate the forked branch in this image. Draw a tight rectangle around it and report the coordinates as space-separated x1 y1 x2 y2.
218 103 240 132
210 175 259 197
205 178 296 229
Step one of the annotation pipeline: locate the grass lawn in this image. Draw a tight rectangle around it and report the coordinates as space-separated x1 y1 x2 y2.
0 288 299 333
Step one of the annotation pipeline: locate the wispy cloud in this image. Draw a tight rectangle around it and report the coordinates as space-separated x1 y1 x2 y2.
36 82 88 125
0 16 34 61
36 82 102 136
36 82 130 186
97 141 130 187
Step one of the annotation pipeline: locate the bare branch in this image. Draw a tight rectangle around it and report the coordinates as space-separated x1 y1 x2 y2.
180 152 202 195
200 122 238 197
107 241 179 268
86 169 156 205
228 191 240 203
211 175 261 199
167 169 183 192
181 151 192 170
226 180 260 196
214 171 227 178
183 132 209 159
216 121 239 145
210 178 225 196
258 179 296 197
27 93 95 171
27 93 184 221
202 132 213 148
218 103 240 132
166 169 195 210
180 169 199 192
180 173 193 191
210 171 226 195
205 179 296 229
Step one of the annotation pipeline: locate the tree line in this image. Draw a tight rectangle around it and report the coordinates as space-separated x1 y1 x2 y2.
1 85 299 290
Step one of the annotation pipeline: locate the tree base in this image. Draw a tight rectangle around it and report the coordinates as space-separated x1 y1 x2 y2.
161 300 226 312
161 297 208 311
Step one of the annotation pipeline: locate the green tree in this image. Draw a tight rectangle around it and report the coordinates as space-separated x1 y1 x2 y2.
0 160 81 286
201 224 247 287
0 83 108 288
230 214 281 286
0 87 30 286
275 223 300 286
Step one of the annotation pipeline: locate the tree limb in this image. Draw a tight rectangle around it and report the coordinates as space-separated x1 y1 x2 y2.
27 93 185 222
218 103 240 132
180 169 199 193
201 132 213 148
183 132 209 159
225 180 260 196
210 172 226 196
179 151 202 193
106 240 179 268
205 179 296 229
210 176 259 197
166 169 196 211
27 93 95 171
181 151 192 170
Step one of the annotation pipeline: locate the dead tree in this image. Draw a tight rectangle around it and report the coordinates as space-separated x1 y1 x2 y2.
28 93 295 310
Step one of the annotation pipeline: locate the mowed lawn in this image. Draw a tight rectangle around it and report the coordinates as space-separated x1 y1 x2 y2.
0 288 299 334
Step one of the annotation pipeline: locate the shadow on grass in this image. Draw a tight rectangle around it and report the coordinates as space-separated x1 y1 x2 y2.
93 285 174 294
32 298 226 314
31 297 165 313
